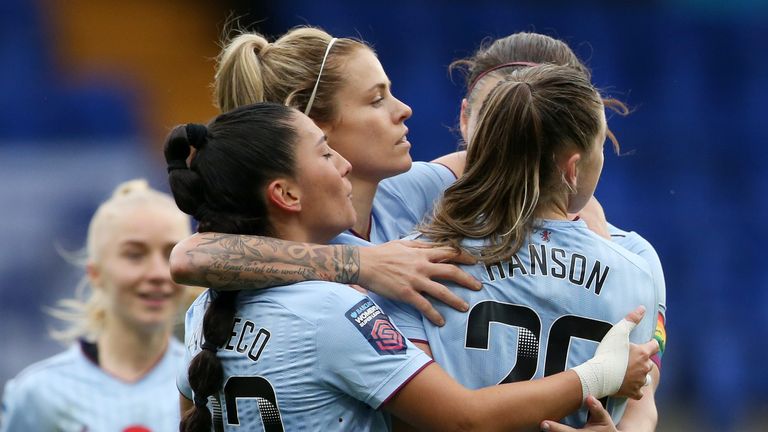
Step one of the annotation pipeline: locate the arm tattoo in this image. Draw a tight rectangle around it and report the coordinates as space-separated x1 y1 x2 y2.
184 233 360 290
339 245 360 284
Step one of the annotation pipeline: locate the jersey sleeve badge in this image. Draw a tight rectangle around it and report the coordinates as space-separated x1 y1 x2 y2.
345 298 407 355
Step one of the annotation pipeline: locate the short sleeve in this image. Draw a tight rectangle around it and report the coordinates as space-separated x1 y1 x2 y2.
1 376 45 431
375 162 456 237
176 351 193 400
177 292 207 400
369 293 429 343
610 228 667 366
314 291 431 409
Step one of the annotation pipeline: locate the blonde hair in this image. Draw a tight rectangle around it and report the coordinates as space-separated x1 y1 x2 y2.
49 179 191 343
422 65 621 262
214 26 369 124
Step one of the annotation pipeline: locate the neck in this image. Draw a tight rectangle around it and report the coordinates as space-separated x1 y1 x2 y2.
535 195 570 221
97 318 170 382
349 175 379 240
272 219 334 245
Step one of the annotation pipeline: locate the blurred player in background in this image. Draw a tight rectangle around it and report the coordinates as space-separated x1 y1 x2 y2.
0 180 194 431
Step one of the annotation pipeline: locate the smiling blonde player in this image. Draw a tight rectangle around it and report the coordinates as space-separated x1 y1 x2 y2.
1 180 192 431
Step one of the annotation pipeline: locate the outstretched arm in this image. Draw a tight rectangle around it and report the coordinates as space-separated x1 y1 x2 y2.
615 365 660 432
388 308 655 431
170 233 481 326
170 233 359 290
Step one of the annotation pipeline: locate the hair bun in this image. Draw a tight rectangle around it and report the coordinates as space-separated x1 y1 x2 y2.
186 124 208 150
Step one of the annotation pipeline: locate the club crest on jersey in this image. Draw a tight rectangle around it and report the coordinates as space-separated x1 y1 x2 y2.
346 299 407 355
540 230 551 242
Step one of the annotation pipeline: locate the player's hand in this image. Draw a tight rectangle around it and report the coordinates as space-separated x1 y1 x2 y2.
540 396 619 432
358 240 482 326
616 338 658 400
572 306 648 399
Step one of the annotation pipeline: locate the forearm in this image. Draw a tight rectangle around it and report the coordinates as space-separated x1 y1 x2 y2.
616 367 659 432
388 364 583 432
169 232 359 290
466 372 583 431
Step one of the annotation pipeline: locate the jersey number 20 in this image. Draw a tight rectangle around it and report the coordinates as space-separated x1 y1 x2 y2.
465 300 612 382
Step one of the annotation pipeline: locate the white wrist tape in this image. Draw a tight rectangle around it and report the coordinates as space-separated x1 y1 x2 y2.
572 318 636 400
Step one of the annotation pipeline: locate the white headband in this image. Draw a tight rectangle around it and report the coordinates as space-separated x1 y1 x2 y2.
304 38 338 115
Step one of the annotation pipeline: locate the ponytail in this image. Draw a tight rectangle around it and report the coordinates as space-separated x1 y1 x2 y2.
423 65 606 262
180 291 238 432
215 33 269 112
165 102 302 430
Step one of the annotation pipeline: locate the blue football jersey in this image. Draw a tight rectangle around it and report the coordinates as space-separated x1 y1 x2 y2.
375 219 659 427
1 339 185 432
606 223 668 365
607 224 666 317
338 161 454 243
179 282 431 431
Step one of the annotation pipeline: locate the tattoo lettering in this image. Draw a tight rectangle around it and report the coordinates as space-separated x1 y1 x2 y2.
182 233 360 290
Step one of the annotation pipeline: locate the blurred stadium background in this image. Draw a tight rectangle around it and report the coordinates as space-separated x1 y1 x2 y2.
1 1 766 430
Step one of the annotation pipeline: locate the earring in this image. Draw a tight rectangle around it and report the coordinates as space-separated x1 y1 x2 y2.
560 170 577 194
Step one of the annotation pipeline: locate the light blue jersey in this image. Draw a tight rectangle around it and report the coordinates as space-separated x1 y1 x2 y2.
607 223 667 367
1 339 184 432
338 161 455 243
179 282 431 431
375 219 659 427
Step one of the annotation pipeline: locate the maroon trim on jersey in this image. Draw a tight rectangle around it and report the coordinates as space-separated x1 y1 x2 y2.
433 162 459 180
79 339 170 384
79 339 99 366
349 213 373 241
650 353 662 371
381 359 435 406
407 338 429 345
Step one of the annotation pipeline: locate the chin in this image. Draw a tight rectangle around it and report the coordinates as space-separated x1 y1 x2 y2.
131 320 173 337
136 310 175 327
390 158 413 177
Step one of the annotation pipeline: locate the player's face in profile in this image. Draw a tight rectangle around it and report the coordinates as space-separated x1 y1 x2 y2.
291 112 355 241
91 204 189 333
569 107 607 214
322 48 413 181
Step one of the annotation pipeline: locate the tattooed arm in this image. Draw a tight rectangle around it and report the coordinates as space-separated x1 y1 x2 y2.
170 233 360 289
170 233 481 326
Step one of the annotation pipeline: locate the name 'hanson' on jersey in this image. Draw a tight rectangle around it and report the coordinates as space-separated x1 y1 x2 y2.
374 219 659 427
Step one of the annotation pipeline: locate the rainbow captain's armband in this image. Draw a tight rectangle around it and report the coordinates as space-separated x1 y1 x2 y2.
650 311 666 370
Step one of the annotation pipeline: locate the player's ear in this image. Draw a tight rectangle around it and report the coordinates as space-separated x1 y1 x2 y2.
562 152 581 192
86 261 102 289
267 178 302 213
459 98 469 143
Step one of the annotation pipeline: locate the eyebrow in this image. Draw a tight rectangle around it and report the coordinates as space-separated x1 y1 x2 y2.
315 135 327 146
119 239 177 248
367 82 390 93
120 240 147 247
